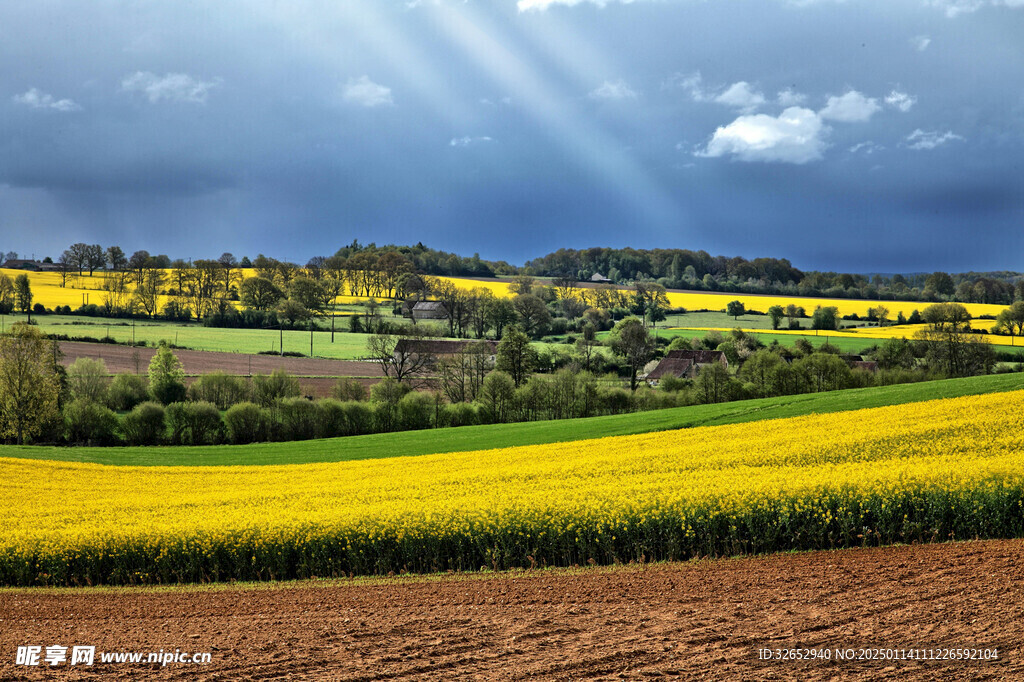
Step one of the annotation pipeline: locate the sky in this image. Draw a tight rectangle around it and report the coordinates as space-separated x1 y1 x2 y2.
1 0 1023 274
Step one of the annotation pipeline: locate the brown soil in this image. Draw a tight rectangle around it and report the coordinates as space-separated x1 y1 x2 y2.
3 539 1022 680
59 341 383 378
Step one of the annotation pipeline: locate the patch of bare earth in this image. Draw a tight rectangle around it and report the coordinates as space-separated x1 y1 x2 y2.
58 342 384 397
2 539 1022 680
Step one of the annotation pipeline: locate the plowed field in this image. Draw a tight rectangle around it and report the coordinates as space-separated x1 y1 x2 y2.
2 539 1021 680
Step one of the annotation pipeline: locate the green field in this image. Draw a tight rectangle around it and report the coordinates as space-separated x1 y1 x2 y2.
3 372 1022 468
5 313 411 360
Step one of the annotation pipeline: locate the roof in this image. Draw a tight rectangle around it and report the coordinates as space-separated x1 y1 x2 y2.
394 339 498 355
2 259 42 270
646 356 694 380
412 301 447 311
665 349 728 365
590 272 611 282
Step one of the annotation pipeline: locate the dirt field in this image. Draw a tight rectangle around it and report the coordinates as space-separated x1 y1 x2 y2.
58 342 383 397
2 539 1021 680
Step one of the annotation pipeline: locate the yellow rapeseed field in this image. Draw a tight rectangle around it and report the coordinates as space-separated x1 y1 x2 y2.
2 391 1023 585
6 268 1009 323
674 324 1024 347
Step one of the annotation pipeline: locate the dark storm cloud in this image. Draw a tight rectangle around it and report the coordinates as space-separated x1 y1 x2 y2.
1 0 1023 272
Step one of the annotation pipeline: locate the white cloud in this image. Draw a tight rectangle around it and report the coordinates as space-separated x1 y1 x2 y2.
819 90 881 122
121 72 221 104
777 88 807 107
450 136 494 147
905 129 964 149
342 76 393 107
666 71 710 101
518 0 638 10
713 81 765 112
589 79 638 100
12 87 81 112
885 90 917 112
929 0 1024 17
697 106 828 164
849 141 884 154
912 35 932 51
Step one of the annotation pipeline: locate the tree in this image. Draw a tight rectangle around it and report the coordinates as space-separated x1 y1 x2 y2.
875 337 915 370
134 267 165 318
608 317 654 391
366 331 433 385
67 242 89 275
84 244 105 275
14 274 32 317
0 323 60 444
0 273 13 314
288 277 330 316
276 298 311 327
993 301 1024 345
240 276 284 311
438 340 492 402
487 297 517 339
148 342 187 404
575 322 600 371
868 304 890 327
511 293 551 339
495 325 538 387
67 357 110 404
726 300 746 320
218 252 239 295
811 306 839 331
695 363 732 404
925 271 955 297
767 305 785 330
917 302 992 377
128 250 151 286
105 245 128 271
57 250 74 287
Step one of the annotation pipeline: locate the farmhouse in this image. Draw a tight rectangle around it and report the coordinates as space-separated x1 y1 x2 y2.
590 272 612 283
2 258 59 271
393 338 498 366
410 301 449 321
645 349 729 385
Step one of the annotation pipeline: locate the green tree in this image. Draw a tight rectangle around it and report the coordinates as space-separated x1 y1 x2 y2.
495 325 538 387
148 342 187 404
14 274 32 318
767 305 785 330
726 300 746 320
511 294 551 339
608 317 654 392
811 305 840 331
240 276 285 311
67 357 109 404
0 323 60 444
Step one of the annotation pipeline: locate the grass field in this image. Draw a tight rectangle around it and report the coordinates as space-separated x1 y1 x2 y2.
3 372 1022 468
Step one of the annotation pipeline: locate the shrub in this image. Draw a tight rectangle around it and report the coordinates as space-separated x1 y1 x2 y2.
341 401 375 436
251 369 301 407
445 401 479 427
120 402 166 445
331 377 367 402
224 402 273 444
148 343 187 405
67 357 109 404
278 397 318 441
315 398 348 438
63 398 120 445
165 401 224 445
188 371 250 410
397 391 434 431
107 373 149 412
